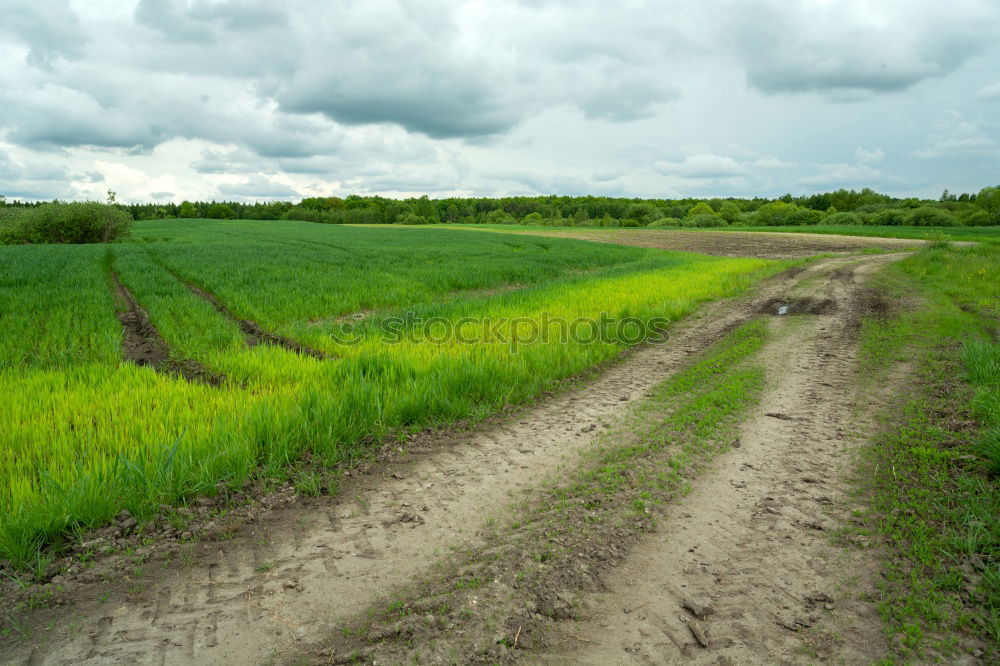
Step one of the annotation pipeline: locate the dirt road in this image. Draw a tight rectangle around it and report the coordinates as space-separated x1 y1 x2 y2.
3 254 902 665
536 256 897 664
513 228 925 259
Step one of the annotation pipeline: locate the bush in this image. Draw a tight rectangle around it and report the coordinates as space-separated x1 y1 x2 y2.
626 203 662 225
484 210 516 225
905 206 957 227
963 210 994 227
647 218 681 228
718 201 742 223
822 212 862 225
686 202 717 218
685 213 727 228
784 209 825 225
869 209 908 226
0 202 132 244
521 212 543 224
206 203 236 219
753 201 798 226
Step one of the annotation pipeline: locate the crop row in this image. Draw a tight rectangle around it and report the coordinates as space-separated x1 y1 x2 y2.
0 221 781 566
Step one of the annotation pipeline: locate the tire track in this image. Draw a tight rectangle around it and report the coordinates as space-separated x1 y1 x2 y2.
538 255 901 665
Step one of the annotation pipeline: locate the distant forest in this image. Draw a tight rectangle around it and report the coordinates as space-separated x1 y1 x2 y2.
2 187 998 228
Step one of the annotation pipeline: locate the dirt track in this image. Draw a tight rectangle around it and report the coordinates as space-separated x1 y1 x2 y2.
4 253 904 665
537 256 897 664
515 228 926 259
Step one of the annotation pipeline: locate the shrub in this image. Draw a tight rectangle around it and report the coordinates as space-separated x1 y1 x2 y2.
626 203 661 225
686 213 727 228
822 212 862 225
784 208 825 225
905 206 957 227
977 185 1000 217
484 210 516 225
647 218 681 228
869 209 908 226
206 203 236 219
753 201 798 226
1 202 132 244
718 201 742 223
686 202 717 218
521 212 543 224
963 210 994 227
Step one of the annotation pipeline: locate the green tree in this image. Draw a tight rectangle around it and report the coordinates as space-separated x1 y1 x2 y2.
686 202 718 217
977 186 1000 223
207 203 235 219
718 201 741 223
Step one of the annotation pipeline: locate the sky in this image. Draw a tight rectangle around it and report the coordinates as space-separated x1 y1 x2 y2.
1 0 999 203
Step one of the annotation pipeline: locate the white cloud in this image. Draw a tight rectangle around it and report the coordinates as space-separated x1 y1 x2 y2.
975 81 1000 100
913 110 997 158
798 163 884 187
654 154 749 179
855 147 885 163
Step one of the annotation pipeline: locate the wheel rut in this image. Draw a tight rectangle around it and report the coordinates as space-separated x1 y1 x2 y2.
111 272 221 384
5 255 895 666
536 255 901 665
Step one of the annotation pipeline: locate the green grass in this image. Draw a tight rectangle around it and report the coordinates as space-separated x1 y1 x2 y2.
856 242 999 659
0 219 783 569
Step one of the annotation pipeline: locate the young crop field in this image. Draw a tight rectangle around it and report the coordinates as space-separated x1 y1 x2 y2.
0 219 781 567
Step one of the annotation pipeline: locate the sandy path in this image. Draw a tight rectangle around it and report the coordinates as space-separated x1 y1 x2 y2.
4 255 893 666
535 256 898 664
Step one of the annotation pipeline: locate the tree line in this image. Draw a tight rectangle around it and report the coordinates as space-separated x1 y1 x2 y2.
2 186 998 228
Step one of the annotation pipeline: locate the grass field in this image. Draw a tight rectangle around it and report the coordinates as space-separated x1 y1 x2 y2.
0 219 782 568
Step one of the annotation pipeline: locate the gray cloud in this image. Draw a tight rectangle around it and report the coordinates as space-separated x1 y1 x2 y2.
1 0 85 70
0 149 76 199
0 0 998 201
729 0 998 95
135 0 290 43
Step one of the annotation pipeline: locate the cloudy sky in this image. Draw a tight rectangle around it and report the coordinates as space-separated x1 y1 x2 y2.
1 0 999 203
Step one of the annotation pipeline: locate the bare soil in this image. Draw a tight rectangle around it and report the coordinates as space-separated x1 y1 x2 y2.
111 272 219 384
517 228 926 259
4 252 909 665
182 280 330 360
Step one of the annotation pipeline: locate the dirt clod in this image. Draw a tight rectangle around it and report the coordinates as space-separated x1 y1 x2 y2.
682 598 715 619
689 622 710 647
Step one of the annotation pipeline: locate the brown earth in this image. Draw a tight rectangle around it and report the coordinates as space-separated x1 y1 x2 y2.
513 228 927 259
5 252 909 665
111 272 219 384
